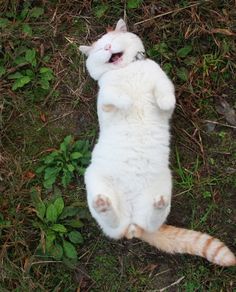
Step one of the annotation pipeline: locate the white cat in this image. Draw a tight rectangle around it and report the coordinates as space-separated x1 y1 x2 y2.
79 19 236 266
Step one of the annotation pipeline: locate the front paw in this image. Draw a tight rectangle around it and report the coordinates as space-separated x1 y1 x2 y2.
102 104 117 112
157 94 176 111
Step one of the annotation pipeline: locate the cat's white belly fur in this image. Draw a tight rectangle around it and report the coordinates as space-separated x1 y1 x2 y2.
85 60 173 239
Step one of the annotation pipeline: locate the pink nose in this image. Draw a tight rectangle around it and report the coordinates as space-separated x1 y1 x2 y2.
104 44 111 51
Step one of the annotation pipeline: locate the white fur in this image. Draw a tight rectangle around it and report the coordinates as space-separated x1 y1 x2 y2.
80 19 176 239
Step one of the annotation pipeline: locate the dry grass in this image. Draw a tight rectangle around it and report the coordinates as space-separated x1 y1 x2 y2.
0 0 235 291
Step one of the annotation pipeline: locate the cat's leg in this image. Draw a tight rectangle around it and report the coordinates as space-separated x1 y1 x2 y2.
153 71 176 111
85 166 120 228
148 194 171 230
146 170 172 231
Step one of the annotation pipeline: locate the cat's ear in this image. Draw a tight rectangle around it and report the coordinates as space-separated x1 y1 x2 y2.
79 45 92 56
115 19 127 32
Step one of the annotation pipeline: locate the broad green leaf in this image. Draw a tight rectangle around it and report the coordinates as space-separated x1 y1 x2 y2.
49 243 63 260
127 0 142 9
46 204 58 223
51 224 67 233
63 240 77 259
67 164 75 172
94 4 109 18
78 167 86 176
53 197 64 216
40 67 53 74
61 170 72 187
25 69 34 78
70 152 83 160
39 78 50 89
45 231 56 250
59 206 80 219
36 202 46 220
60 135 72 153
64 219 84 228
177 45 192 58
0 18 10 28
8 72 23 79
12 76 31 90
176 67 188 82
22 23 32 36
20 6 29 20
44 167 59 180
44 167 59 183
153 42 169 59
73 140 84 150
0 66 6 77
43 175 57 189
14 56 26 65
40 67 54 80
35 165 46 174
163 63 173 75
43 151 59 164
68 231 84 244
25 49 36 66
30 7 44 18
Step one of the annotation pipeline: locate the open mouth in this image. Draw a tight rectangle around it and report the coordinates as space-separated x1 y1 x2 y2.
108 52 123 63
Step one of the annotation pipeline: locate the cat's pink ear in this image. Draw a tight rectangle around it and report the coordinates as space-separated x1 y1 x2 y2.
79 45 92 56
115 19 127 32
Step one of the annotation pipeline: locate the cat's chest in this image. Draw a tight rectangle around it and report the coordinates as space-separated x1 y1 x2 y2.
100 61 154 97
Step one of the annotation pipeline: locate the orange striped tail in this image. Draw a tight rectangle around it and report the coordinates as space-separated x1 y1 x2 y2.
136 224 236 266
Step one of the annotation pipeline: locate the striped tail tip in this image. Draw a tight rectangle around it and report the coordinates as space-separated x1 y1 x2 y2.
205 240 236 267
135 224 236 267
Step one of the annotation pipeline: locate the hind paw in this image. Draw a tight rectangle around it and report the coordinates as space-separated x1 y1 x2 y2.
153 195 169 209
93 194 112 213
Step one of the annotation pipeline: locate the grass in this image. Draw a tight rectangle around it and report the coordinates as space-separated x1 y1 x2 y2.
1 0 236 291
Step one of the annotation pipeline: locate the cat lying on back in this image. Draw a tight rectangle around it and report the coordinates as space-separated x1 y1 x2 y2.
79 19 236 266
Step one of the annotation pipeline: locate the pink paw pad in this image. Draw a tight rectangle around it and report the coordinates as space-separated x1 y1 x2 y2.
154 195 168 209
93 194 111 213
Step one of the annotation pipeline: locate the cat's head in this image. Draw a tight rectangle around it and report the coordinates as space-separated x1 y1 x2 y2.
79 19 145 80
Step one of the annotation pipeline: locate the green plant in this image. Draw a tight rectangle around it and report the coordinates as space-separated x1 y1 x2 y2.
202 53 223 77
127 0 143 9
202 191 212 199
175 148 199 194
147 42 171 60
31 188 84 261
6 48 54 91
36 135 91 189
0 3 54 97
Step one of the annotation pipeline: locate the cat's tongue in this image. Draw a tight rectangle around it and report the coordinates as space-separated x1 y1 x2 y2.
109 52 123 63
112 54 121 62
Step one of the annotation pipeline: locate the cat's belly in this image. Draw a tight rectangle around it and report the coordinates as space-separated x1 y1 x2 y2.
92 126 169 176
86 126 172 239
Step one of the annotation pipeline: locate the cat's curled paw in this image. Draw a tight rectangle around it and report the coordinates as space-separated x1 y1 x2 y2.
102 104 117 112
156 94 176 111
